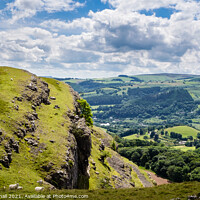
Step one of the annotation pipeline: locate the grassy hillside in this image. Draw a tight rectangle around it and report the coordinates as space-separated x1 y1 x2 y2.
88 127 152 189
0 66 74 190
124 134 146 140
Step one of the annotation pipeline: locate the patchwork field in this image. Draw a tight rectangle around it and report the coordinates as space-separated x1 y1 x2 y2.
165 126 199 138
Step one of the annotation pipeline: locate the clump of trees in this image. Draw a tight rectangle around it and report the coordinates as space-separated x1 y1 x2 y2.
118 144 200 182
77 99 93 126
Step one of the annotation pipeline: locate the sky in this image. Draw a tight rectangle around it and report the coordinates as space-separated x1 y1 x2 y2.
0 0 200 78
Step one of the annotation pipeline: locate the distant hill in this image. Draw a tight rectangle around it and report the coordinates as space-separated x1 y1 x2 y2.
55 73 200 132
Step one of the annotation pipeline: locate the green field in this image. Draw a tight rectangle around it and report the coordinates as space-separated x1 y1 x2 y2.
173 146 196 151
165 126 199 138
124 134 147 140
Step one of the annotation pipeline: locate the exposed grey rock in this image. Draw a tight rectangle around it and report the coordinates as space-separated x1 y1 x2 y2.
25 137 38 147
4 143 12 153
130 182 135 187
75 115 79 120
0 155 10 168
0 129 2 135
33 142 38 146
49 140 56 143
22 78 50 106
54 105 60 109
71 118 91 183
16 97 23 102
99 141 105 151
27 83 38 91
50 97 56 100
45 132 79 189
32 105 36 110
107 155 138 188
26 112 38 121
128 163 153 188
91 161 96 166
9 138 19 153
32 112 38 119
31 76 37 83
7 153 12 163
42 162 54 172
187 196 197 200
14 105 19 111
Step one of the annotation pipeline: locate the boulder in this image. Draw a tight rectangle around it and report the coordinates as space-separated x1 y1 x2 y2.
27 83 38 91
0 155 10 168
54 105 60 109
99 141 105 151
50 97 56 100
16 97 23 102
14 105 19 111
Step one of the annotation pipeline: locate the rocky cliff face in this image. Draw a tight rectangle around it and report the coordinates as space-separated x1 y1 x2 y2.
45 90 92 189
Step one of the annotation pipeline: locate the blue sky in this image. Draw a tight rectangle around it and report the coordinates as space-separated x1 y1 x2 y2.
0 0 200 78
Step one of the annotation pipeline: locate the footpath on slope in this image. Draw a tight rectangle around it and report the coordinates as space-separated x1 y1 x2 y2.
130 164 153 187
146 171 170 185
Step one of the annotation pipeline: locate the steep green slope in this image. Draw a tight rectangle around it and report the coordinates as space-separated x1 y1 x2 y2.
0 66 150 191
88 127 153 189
0 67 76 190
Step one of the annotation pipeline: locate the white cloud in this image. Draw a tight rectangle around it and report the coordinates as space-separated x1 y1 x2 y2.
1 0 200 78
40 18 95 33
6 0 85 23
101 0 182 11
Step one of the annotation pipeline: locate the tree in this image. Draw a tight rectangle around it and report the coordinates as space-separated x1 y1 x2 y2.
154 134 159 141
189 167 200 181
77 99 93 126
140 129 145 135
143 136 148 140
188 136 193 141
167 165 183 182
111 140 117 151
150 131 155 138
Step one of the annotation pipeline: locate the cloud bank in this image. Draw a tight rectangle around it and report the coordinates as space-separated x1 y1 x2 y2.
0 0 200 78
